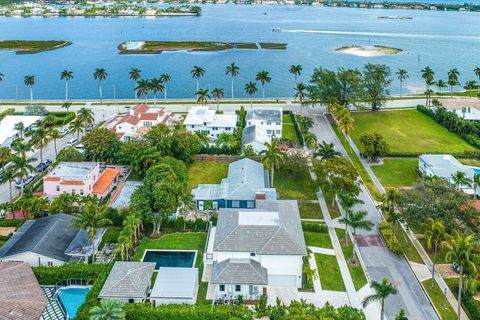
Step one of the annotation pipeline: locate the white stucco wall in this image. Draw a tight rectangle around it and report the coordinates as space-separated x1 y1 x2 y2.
1 252 65 267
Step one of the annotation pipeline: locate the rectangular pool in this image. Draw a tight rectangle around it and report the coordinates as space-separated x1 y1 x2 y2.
142 250 197 270
57 287 90 319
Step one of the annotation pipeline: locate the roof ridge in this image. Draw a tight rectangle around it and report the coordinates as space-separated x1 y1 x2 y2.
31 215 64 254
257 226 281 253
104 263 147 294
249 259 267 282
214 222 240 250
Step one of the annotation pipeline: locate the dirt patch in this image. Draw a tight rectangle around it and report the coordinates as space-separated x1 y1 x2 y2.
437 264 459 279
0 227 15 236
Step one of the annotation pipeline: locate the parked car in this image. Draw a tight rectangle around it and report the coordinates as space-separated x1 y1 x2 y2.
14 174 36 189
35 160 52 173
86 124 95 132
60 128 69 136
75 144 86 154
67 138 78 146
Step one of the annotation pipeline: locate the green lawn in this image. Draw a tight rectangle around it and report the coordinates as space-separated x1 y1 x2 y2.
304 231 332 249
371 158 419 188
323 191 341 219
458 158 480 167
299 202 323 220
419 238 448 264
282 114 299 143
187 161 229 194
314 253 346 291
336 229 368 291
422 279 458 320
274 166 317 200
392 223 424 264
350 110 477 154
99 227 122 249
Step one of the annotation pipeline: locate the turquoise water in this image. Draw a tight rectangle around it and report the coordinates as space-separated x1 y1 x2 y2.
474 169 480 175
58 287 90 319
0 5 478 99
143 250 196 270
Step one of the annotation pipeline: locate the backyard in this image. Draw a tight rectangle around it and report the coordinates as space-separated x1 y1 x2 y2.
282 114 299 144
299 202 323 220
274 165 317 200
350 110 477 154
187 161 229 194
371 158 419 188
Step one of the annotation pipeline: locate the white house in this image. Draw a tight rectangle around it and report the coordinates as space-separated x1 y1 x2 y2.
112 104 174 142
438 99 480 121
183 106 237 141
242 109 282 153
204 200 306 302
419 154 477 195
0 115 43 147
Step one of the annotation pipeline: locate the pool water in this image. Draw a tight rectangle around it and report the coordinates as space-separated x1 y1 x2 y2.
58 287 90 319
142 250 196 270
474 169 480 175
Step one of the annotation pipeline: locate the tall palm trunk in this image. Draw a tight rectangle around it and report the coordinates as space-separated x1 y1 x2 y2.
39 147 43 165
231 77 234 99
164 86 167 100
262 85 265 98
399 80 403 97
270 162 274 187
29 87 33 105
381 298 385 320
154 94 157 107
54 139 58 157
65 81 69 101
196 80 199 92
431 240 438 286
8 182 12 200
98 81 103 103
133 81 137 99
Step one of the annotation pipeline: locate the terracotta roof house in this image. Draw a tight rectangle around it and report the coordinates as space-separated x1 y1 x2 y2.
112 104 174 142
0 262 47 320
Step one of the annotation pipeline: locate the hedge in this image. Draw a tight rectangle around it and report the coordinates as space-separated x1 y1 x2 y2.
0 108 14 121
32 262 109 285
378 221 403 255
162 216 214 232
0 219 26 228
53 111 75 126
302 222 328 233
124 303 254 320
289 111 304 147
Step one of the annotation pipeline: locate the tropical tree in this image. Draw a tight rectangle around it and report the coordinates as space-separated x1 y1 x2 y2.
396 309 408 320
396 69 408 97
362 64 392 111
447 68 460 97
303 132 317 149
149 78 164 107
77 107 95 133
116 228 134 261
61 102 72 125
260 139 286 186
93 68 108 103
0 169 15 201
216 132 239 150
0 146 12 173
211 87 224 111
129 68 141 99
135 79 150 103
294 82 308 114
70 202 112 264
435 79 447 94
159 73 171 100
90 299 125 320
450 170 472 191
48 128 61 157
0 72 3 81
24 75 35 105
340 210 373 261
338 192 364 244
225 62 240 99
362 277 398 320
244 81 257 110
10 153 36 196
69 117 84 140
30 122 49 164
256 70 271 98
444 232 480 319
475 67 480 82
14 122 25 141
289 64 302 83
422 218 448 285
473 174 480 199
464 80 478 97
336 107 354 137
60 70 73 101
421 66 435 90
191 66 205 92
195 88 210 106
314 141 340 160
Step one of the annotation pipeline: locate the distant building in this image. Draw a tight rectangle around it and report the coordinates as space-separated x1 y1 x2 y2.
242 109 282 153
112 104 175 142
191 158 277 211
183 106 237 141
0 214 105 266
0 115 43 147
438 99 480 121
44 162 119 198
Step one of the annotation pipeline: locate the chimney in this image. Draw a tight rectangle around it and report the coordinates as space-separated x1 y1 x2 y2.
255 192 266 200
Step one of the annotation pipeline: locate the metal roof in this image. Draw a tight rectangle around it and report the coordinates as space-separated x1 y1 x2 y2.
211 259 268 285
46 162 97 181
150 267 198 299
420 154 474 180
110 181 142 209
99 262 155 299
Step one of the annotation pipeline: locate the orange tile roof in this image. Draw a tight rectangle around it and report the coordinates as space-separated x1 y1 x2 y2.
162 114 171 124
92 168 120 195
132 104 149 115
116 115 140 126
139 113 159 121
44 176 60 181
60 180 85 185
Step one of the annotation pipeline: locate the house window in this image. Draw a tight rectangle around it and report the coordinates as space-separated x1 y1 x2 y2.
191 125 195 129
267 121 271 125
47 261 53 267
219 285 225 292
231 200 240 208
56 186 60 192
247 201 254 208
250 252 256 257
267 130 272 134
235 285 241 292
276 122 281 126
468 107 471 113
128 299 134 303
213 127 218 130
71 189 76 194
80 190 84 195
276 130 281 134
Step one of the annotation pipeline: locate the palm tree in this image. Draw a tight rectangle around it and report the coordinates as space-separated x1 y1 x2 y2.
60 70 73 101
43 114 56 128
70 202 112 264
338 192 364 241
421 66 435 90
31 122 49 164
362 277 398 320
475 67 480 82
116 229 133 261
260 139 286 186
435 79 447 94
149 78 164 107
129 68 141 99
159 73 171 100
448 68 460 97
0 72 4 81
396 69 408 97
10 153 36 196
473 174 480 199
123 213 142 245
336 108 354 137
289 64 302 83
422 218 448 285
340 210 373 261
93 68 108 103
24 75 35 105
191 66 205 92
255 70 271 98
90 299 125 320
77 107 95 133
396 309 408 320
314 141 341 160
0 146 11 173
14 122 25 141
195 88 210 106
61 102 72 125
135 79 150 103
463 80 477 97
48 128 61 157
225 63 240 99
294 82 308 114
69 117 83 140
244 81 257 110
0 169 16 201
444 232 480 319
450 170 472 191
303 132 317 149
211 87 224 111
424 89 434 108
216 132 238 150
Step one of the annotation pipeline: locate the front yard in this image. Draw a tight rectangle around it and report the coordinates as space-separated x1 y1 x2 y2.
335 229 368 291
282 114 299 144
314 253 346 291
274 166 317 200
304 231 332 249
187 161 229 194
299 202 323 220
371 158 419 188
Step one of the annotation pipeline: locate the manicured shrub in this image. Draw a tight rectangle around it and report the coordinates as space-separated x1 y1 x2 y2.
379 220 403 255
0 108 14 121
302 222 328 233
32 262 109 285
0 219 26 228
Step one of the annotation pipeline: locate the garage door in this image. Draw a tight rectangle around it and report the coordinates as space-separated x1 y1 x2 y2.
268 275 297 287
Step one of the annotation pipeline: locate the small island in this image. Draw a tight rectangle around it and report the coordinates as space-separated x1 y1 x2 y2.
335 45 402 57
0 40 72 54
118 41 287 54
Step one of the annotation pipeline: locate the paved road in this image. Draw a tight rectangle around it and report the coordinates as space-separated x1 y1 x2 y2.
310 112 438 320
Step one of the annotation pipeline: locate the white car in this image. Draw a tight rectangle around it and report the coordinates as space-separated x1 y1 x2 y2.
75 144 86 154
60 128 69 136
67 138 78 146
14 174 36 189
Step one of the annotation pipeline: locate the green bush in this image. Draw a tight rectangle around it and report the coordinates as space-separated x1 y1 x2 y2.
302 222 328 233
32 262 109 285
0 219 26 228
379 221 403 255
162 216 213 232
53 111 75 126
0 108 14 121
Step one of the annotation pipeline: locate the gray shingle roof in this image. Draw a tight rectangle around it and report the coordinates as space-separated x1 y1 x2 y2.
225 158 267 200
246 109 282 122
213 200 307 255
211 259 268 285
99 262 155 299
0 214 92 262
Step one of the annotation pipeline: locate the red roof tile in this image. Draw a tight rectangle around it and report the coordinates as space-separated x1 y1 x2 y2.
116 115 140 126
132 104 149 115
92 168 119 195
140 113 159 121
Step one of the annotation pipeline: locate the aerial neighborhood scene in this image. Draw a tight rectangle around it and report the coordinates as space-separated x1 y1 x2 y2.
0 0 480 320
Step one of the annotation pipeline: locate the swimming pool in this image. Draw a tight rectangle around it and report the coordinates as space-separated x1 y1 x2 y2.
142 250 197 270
474 168 480 175
57 287 90 319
